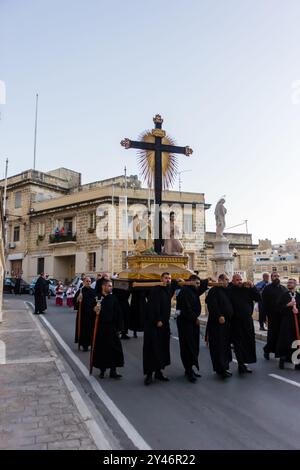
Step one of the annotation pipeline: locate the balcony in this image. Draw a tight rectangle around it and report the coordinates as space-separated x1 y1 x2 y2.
49 233 77 244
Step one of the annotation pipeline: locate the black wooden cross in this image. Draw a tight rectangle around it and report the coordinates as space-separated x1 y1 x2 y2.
121 114 193 254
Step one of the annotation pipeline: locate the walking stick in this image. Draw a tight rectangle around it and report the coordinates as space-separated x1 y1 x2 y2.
77 288 83 351
90 297 102 375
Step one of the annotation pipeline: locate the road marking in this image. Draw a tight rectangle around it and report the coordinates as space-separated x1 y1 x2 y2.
26 302 151 450
269 374 300 389
5 357 56 365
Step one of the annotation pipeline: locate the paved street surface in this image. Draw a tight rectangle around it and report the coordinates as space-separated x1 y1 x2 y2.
1 294 300 450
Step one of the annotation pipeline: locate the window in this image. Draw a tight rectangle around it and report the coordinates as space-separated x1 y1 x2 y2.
37 257 44 275
88 252 96 271
283 266 288 272
38 222 45 236
13 226 20 242
272 267 277 272
15 191 21 209
88 212 96 230
184 213 193 235
64 218 73 235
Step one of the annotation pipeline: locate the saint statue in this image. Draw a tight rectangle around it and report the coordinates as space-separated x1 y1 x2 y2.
163 211 184 255
215 198 227 239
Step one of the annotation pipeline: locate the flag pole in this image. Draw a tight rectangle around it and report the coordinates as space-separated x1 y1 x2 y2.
33 93 38 170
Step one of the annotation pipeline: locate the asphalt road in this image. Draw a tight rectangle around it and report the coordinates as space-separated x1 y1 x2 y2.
20 294 300 450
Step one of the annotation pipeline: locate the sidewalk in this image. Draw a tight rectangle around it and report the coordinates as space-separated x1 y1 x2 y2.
0 296 100 450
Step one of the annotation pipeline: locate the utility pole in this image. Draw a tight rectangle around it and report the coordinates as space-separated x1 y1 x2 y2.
33 93 38 170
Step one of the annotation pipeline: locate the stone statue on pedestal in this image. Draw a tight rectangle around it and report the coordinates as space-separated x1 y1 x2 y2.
215 198 227 239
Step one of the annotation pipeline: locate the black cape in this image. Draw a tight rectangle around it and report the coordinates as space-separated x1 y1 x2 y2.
128 290 147 333
113 288 130 334
175 280 208 372
228 284 261 364
74 287 96 349
262 283 288 354
91 294 124 370
276 291 300 361
34 276 47 313
206 286 234 373
143 282 177 375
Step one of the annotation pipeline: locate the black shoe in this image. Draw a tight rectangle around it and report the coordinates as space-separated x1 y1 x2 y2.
82 347 88 352
238 364 252 374
186 373 197 383
121 334 130 340
133 332 138 338
144 374 152 386
295 363 300 370
99 371 105 379
154 371 170 381
279 358 285 370
218 371 232 379
264 351 270 360
192 370 202 378
109 369 122 379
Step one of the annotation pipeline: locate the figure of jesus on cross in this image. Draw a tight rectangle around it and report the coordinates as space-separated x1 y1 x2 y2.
121 114 193 254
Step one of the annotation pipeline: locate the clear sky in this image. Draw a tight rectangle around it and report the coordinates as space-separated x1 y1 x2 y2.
1 0 300 244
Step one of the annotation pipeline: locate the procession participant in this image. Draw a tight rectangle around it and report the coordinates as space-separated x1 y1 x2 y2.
229 274 261 374
66 285 76 307
206 274 233 379
34 272 47 315
176 275 210 382
94 272 110 298
74 277 96 351
276 278 300 370
112 288 131 340
262 272 288 360
55 281 64 306
255 272 270 331
91 279 124 379
143 272 180 386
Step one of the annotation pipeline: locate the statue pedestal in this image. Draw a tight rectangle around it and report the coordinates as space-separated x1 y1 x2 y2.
113 254 193 290
210 237 234 279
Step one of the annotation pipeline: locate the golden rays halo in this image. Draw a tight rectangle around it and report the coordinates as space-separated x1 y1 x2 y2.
137 130 178 189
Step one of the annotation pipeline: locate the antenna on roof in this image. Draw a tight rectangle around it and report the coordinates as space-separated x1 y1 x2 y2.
33 93 38 170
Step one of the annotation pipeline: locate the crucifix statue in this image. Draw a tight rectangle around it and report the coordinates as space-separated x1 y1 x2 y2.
121 114 193 254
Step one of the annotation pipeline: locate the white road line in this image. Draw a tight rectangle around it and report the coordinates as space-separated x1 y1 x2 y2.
269 374 300 388
5 357 56 365
26 302 151 451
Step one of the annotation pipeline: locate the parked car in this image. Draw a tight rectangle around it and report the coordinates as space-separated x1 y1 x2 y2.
3 278 31 294
3 277 16 294
29 278 59 296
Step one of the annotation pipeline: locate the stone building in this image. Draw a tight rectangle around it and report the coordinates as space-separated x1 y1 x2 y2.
1 168 209 283
0 194 5 322
253 238 300 285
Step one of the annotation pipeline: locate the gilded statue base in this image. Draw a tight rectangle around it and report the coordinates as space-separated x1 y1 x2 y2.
113 254 194 290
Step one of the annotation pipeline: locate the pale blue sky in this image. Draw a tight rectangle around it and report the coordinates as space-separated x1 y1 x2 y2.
1 0 300 243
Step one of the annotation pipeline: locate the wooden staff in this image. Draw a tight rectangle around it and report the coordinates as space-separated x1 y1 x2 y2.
77 288 83 350
132 280 226 289
90 297 102 375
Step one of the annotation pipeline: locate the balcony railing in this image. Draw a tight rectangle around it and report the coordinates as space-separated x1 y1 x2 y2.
49 233 77 244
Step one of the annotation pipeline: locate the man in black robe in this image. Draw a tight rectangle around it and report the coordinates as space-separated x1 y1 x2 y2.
113 288 131 340
143 272 179 386
128 290 146 338
74 276 96 351
34 273 47 315
91 279 124 379
262 272 287 360
176 275 209 383
14 275 22 295
228 274 261 374
206 274 233 379
276 278 300 370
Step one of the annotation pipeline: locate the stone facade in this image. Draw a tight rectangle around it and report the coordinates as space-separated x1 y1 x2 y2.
1 168 209 283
